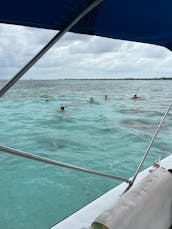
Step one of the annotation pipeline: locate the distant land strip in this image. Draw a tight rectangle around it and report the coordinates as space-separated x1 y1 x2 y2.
64 77 172 80
1 77 172 81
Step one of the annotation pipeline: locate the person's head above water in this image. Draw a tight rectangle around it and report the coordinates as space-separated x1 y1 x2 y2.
89 97 94 103
132 94 139 99
60 106 65 112
105 95 108 100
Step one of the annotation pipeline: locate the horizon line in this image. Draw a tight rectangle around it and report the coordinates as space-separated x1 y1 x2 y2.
1 77 172 81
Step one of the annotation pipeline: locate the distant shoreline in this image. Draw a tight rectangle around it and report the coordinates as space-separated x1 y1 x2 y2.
64 77 172 80
1 77 172 81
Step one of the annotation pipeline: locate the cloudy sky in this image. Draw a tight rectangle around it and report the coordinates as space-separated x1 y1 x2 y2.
0 23 172 80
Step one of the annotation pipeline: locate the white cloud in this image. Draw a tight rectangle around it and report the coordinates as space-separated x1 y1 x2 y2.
0 23 172 79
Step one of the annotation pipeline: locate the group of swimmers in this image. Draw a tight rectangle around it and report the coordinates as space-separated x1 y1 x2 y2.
59 94 139 112
59 94 108 112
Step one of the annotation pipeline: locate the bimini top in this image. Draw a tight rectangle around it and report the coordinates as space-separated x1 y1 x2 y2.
0 0 172 49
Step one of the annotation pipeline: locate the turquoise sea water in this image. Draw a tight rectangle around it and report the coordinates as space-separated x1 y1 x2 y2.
0 79 172 229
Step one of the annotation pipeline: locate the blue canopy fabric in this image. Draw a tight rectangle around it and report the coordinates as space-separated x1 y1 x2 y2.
0 0 172 50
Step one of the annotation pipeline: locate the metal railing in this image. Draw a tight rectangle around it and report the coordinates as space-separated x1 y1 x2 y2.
124 103 172 192
0 144 130 184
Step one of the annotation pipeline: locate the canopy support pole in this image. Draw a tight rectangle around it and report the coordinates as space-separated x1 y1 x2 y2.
124 103 172 193
0 145 130 183
0 0 103 97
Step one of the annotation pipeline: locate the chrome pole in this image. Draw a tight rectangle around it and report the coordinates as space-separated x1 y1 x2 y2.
0 145 130 183
124 103 172 192
0 0 103 97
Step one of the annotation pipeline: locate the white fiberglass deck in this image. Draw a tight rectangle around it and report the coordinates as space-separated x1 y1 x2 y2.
51 155 172 229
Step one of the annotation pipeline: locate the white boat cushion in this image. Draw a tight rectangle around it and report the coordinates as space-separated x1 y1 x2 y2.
92 168 172 229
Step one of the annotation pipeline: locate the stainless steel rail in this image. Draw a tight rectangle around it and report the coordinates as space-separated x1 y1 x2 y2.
124 103 172 192
0 145 130 183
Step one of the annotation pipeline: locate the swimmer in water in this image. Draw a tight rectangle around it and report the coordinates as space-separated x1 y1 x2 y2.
104 94 108 100
59 106 65 112
132 94 139 99
88 97 94 103
57 105 70 117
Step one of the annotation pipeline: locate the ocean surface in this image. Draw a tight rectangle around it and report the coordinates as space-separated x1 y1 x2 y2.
0 79 172 229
